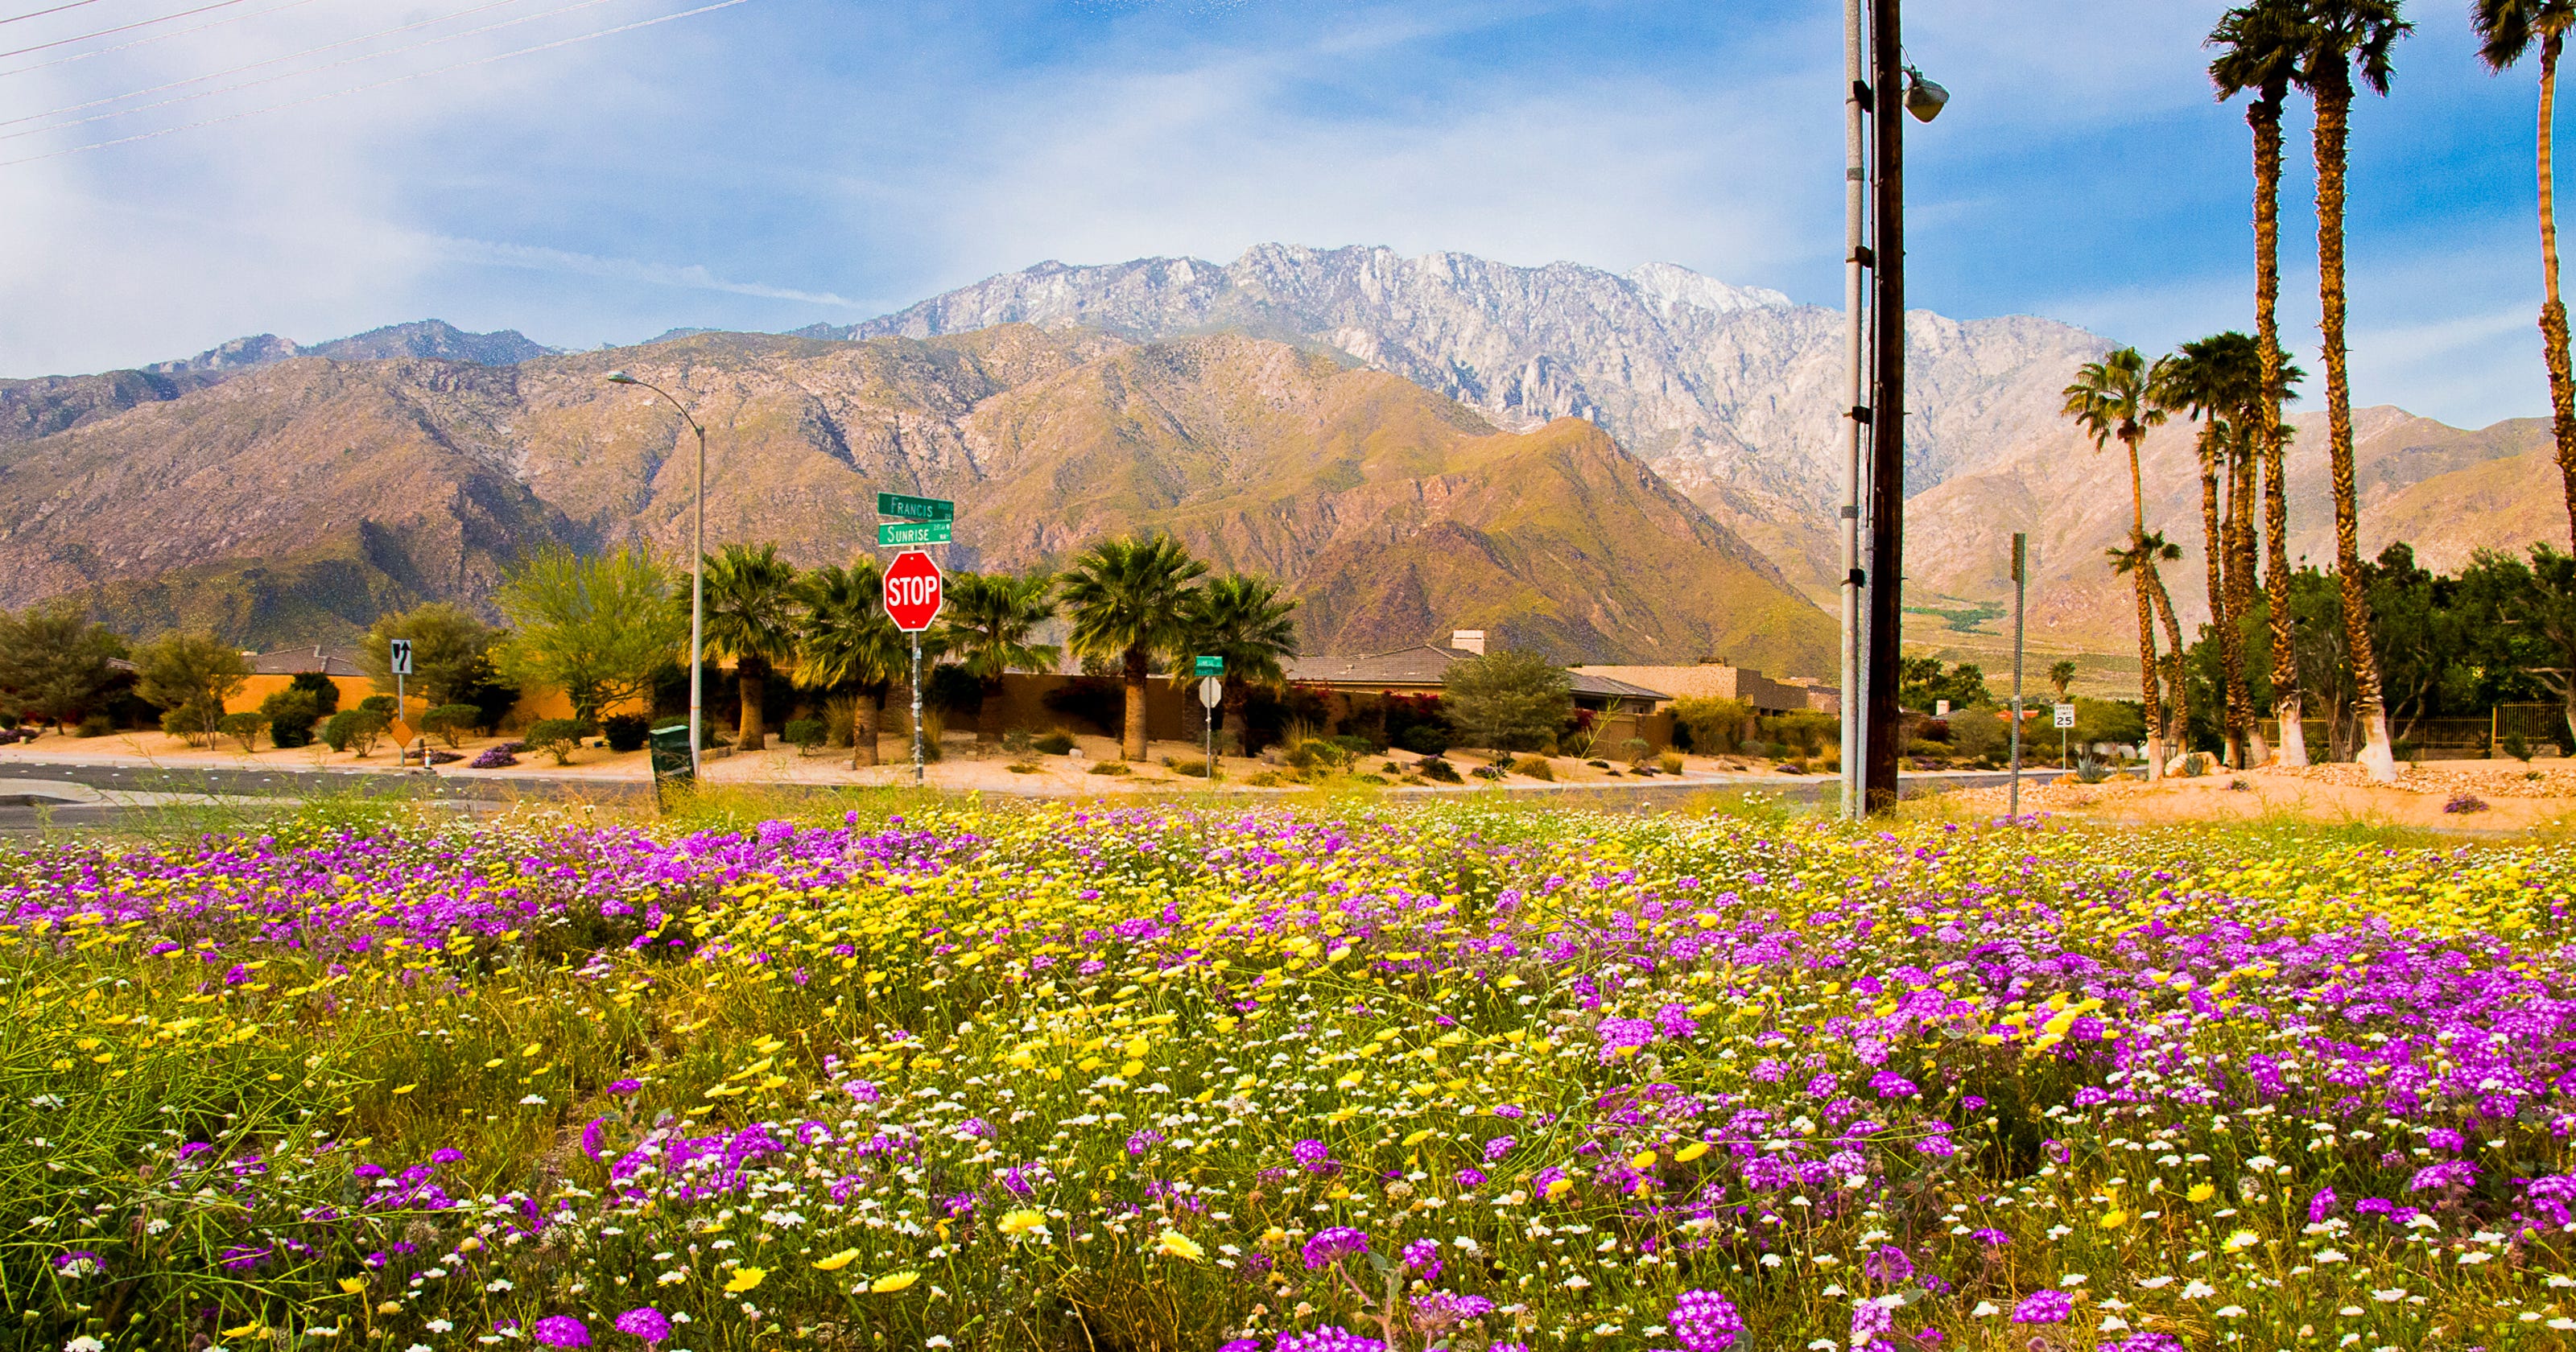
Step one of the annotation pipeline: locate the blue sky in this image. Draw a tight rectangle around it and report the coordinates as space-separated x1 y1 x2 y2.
0 0 2553 427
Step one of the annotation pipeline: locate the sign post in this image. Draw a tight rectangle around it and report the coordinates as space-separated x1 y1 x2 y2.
882 549 946 785
1194 657 1224 775
2008 532 2025 818
389 639 413 767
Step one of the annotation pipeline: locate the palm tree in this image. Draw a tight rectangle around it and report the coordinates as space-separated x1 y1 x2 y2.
2153 332 2266 767
695 542 799 752
2110 534 2189 763
2212 0 2314 765
2297 0 2410 780
2475 0 2576 547
2063 346 2174 777
794 559 905 768
938 571 1060 750
1183 573 1300 749
2048 660 2079 701
1059 534 1209 761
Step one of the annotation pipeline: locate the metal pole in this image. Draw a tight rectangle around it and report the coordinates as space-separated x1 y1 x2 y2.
690 422 705 781
2009 532 2026 818
1861 0 1907 814
910 635 924 785
397 669 406 768
1840 0 1870 821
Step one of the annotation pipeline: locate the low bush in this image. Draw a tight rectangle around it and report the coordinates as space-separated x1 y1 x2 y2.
1087 760 1131 777
1509 754 1554 781
76 714 111 738
782 719 826 756
1002 728 1035 756
1006 761 1041 774
420 703 483 748
1416 756 1462 784
159 704 217 746
2445 793 2491 814
358 694 397 719
1283 738 1355 775
322 708 390 756
216 711 265 752
1034 730 1077 756
1166 757 1210 777
467 744 521 769
1657 752 1684 774
260 688 322 748
523 719 587 766
1245 770 1284 787
601 714 651 753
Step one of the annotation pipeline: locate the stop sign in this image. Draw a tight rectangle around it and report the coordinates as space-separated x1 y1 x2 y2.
882 549 944 633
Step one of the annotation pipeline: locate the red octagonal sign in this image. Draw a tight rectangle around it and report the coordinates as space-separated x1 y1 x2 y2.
882 549 945 633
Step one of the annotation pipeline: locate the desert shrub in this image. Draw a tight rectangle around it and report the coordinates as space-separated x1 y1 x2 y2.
1670 696 1754 755
1002 728 1035 756
1088 760 1131 777
358 694 397 719
2505 732 2533 763
216 711 265 752
782 719 826 756
259 688 323 748
322 708 390 756
602 714 651 753
1619 736 1650 765
1007 761 1041 774
1283 738 1354 776
1034 730 1077 756
1168 757 1210 778
1944 709 2008 763
523 718 586 766
421 703 483 748
1441 649 1571 752
76 713 111 738
468 744 520 769
159 703 218 746
924 664 985 720
1658 752 1684 774
2073 755 2112 784
2445 793 2490 814
1415 756 1462 783
1509 754 1555 781
1245 770 1284 787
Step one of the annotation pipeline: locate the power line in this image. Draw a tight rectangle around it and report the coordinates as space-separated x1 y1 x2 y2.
1 0 336 79
1 0 543 126
1 0 260 59
0 0 750 167
2 0 631 138
0 0 107 27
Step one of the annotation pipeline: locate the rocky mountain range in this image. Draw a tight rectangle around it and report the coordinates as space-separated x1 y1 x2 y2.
0 325 1835 672
2 243 2563 670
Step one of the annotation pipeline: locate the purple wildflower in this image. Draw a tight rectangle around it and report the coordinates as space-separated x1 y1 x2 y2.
1670 1288 1744 1352
532 1316 591 1348
1863 1244 1913 1284
2012 1290 2073 1325
1302 1226 1368 1269
614 1306 671 1344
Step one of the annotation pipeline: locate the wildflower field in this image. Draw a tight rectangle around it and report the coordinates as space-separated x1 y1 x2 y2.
4 799 2576 1352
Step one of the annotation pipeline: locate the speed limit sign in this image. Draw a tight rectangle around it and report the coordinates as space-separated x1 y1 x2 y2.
2053 703 2076 729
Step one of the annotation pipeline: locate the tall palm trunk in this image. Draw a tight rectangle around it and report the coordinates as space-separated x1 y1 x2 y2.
2230 433 2268 764
2539 33 2576 547
851 692 881 769
2198 441 2244 767
2130 558 2165 780
2253 96 2306 767
1121 646 1150 761
2315 82 2398 780
2119 427 2165 778
2145 559 2188 760
737 662 768 752
978 677 1005 752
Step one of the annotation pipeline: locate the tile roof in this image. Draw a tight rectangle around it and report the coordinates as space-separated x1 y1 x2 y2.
1284 645 1670 701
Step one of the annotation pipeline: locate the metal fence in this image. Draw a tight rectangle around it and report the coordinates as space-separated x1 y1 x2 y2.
2256 704 2567 760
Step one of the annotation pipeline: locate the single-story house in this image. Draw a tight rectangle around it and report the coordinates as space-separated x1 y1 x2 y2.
1572 662 1840 717
1282 631 1674 750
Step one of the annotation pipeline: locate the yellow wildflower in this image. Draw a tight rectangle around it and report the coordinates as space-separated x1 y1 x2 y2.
869 1271 920 1294
723 1267 766 1292
813 1249 860 1271
998 1208 1048 1239
1155 1228 1206 1261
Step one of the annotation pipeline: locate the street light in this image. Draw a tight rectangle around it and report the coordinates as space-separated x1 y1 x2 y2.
605 369 708 781
1903 68 1949 122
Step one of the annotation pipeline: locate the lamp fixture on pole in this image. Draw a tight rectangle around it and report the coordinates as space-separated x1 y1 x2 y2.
605 369 708 781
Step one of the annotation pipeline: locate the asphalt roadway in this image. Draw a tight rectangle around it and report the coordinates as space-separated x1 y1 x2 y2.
0 760 2057 837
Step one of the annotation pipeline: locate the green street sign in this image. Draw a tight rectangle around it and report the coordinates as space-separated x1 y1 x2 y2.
1194 654 1224 677
878 520 952 546
876 492 953 522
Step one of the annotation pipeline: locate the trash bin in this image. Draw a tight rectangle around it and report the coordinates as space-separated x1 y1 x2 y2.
649 723 693 784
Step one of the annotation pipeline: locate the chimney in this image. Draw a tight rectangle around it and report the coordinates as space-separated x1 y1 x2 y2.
1451 629 1487 655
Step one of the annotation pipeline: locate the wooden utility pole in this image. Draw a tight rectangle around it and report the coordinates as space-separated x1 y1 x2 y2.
1861 0 1908 814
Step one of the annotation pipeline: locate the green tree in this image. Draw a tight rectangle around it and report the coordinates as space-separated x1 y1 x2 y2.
937 571 1059 749
1059 535 1209 761
0 598 124 729
2475 0 2576 546
2212 0 2315 765
2064 346 2175 777
132 629 250 746
694 543 800 752
2297 0 2412 779
1182 574 1299 741
794 560 906 769
358 603 501 708
1441 648 1572 752
493 546 683 726
258 687 323 749
2047 660 2079 701
2461 543 2576 748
